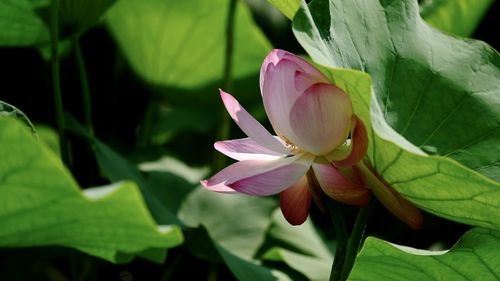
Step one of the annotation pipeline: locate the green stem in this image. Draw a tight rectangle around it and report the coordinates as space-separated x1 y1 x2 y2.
326 199 349 281
214 0 237 170
340 196 376 280
50 0 70 165
137 99 156 147
72 33 94 138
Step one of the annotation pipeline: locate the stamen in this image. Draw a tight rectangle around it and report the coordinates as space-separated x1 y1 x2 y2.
281 135 301 153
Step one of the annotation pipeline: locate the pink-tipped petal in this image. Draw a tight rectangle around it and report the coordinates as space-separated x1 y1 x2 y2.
200 180 238 193
202 154 313 196
280 175 311 225
220 90 289 155
261 59 306 141
260 49 327 92
289 83 352 155
214 138 283 161
312 162 370 206
334 115 369 167
228 154 314 196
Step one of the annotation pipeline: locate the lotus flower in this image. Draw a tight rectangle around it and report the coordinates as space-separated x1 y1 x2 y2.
202 49 422 228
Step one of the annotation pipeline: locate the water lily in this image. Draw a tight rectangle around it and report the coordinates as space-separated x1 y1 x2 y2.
202 49 422 228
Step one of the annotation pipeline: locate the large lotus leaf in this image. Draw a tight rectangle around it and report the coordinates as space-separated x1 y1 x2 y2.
106 0 271 90
268 0 494 37
292 0 500 230
420 0 495 37
349 228 500 280
0 117 183 263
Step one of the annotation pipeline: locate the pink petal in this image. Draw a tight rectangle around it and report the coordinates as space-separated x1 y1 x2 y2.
200 180 237 193
334 115 369 167
261 59 306 142
312 162 370 206
229 154 314 196
220 90 289 154
202 154 314 196
214 138 283 161
260 49 327 91
280 175 311 225
289 83 352 155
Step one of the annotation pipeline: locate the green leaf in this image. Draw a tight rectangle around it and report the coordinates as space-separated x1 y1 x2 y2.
263 247 330 281
260 210 334 281
34 123 60 156
0 0 115 47
0 101 36 135
266 0 300 19
58 0 116 33
266 209 333 259
184 226 290 281
66 113 191 224
349 228 500 280
0 117 183 263
93 140 186 225
178 188 277 260
0 0 49 46
292 0 500 230
420 0 495 37
106 0 270 90
148 104 217 145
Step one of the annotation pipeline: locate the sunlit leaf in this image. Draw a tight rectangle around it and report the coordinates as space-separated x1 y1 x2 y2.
34 123 60 156
420 0 495 37
292 0 500 230
0 101 36 134
106 0 271 90
0 117 183 263
350 228 500 280
266 0 300 19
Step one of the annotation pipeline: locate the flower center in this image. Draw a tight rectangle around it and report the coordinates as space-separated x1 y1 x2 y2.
280 135 302 153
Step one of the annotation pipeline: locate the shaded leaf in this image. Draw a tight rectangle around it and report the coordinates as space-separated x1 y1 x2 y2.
93 140 185 225
59 0 116 33
178 188 276 260
263 247 330 281
0 0 49 46
266 208 333 259
420 0 495 37
184 226 290 281
66 115 188 224
349 228 500 281
0 117 183 263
